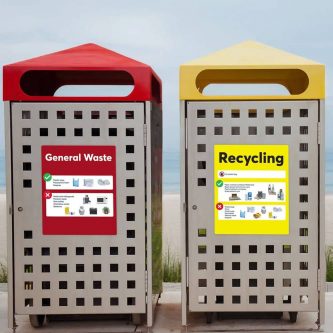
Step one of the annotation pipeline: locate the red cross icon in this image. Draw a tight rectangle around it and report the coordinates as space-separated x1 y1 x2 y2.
44 192 52 199
216 202 223 210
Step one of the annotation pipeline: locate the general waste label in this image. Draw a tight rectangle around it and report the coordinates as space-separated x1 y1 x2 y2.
41 146 117 235
214 145 289 235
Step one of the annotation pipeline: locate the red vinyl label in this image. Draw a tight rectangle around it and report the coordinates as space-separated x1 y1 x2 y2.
41 146 117 235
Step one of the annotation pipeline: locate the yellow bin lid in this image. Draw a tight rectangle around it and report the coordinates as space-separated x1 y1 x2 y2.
180 41 324 100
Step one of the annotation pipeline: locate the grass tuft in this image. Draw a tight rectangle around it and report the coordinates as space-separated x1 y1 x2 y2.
0 262 8 283
163 250 181 283
327 246 333 282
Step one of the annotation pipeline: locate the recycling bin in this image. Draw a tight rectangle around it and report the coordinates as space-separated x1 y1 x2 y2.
3 43 162 329
180 41 325 328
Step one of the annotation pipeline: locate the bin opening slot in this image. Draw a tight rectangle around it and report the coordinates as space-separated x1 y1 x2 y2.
20 70 134 97
197 69 309 96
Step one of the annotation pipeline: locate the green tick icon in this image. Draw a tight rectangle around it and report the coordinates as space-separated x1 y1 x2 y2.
43 173 52 182
216 180 224 187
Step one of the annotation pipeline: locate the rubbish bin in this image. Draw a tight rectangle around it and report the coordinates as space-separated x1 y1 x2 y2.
180 41 325 328
3 43 162 329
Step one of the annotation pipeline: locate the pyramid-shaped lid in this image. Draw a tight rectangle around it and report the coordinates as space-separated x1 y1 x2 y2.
180 41 324 100
3 43 161 102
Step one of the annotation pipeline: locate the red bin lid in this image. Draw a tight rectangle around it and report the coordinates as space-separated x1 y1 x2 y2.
3 43 161 102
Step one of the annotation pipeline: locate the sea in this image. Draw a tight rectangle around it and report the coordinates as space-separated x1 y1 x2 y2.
0 152 332 194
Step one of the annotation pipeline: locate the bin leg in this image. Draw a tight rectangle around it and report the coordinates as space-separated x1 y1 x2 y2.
29 315 45 328
132 313 143 325
288 312 298 323
205 312 214 324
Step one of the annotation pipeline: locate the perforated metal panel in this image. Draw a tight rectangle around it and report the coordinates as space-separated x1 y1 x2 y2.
185 101 320 312
11 102 146 315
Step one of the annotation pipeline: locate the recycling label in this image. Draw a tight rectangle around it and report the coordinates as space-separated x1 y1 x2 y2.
214 145 289 235
41 146 117 235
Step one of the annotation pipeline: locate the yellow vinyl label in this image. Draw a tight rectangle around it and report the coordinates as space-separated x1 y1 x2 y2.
214 145 289 234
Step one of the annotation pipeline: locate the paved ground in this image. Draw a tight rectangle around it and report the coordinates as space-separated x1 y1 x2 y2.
1 284 332 333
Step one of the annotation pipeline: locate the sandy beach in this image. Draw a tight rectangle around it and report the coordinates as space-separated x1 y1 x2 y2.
0 193 332 263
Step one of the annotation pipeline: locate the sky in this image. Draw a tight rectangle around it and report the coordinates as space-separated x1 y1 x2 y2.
0 0 332 152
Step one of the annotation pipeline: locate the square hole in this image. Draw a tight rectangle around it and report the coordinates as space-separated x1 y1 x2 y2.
42 298 50 307
22 110 31 119
126 196 135 204
198 295 207 304
23 179 32 188
300 177 308 186
249 295 258 304
266 262 274 270
24 230 33 239
24 281 33 290
93 264 102 272
198 245 207 254
74 128 83 136
249 262 257 270
23 162 31 171
39 110 48 119
300 295 309 304
283 126 291 135
283 295 291 304
232 262 240 270
232 279 241 287
300 211 308 220
110 280 119 289
59 298 68 306
198 178 206 186
41 264 50 273
110 247 118 255
24 265 33 273
76 298 85 306
57 128 66 136
283 278 291 287
126 145 134 153
74 111 83 119
197 109 206 118
283 109 291 117
42 281 50 290
232 295 241 304
91 111 100 119
76 281 85 289
59 264 67 272
197 161 206 169
231 109 240 118
110 264 118 272
109 128 117 136
300 143 308 152
300 126 308 134
40 128 48 136
58 247 67 256
232 245 240 253
197 127 206 135
215 296 224 304
93 298 102 306
215 245 223 253
93 280 102 289
127 263 135 272
266 245 274 253
300 262 308 270
215 279 224 287
198 262 207 270
249 245 257 253
126 111 134 119
24 248 33 256
300 194 308 203
57 111 65 119
91 128 100 136
214 109 223 118
248 127 257 135
300 109 308 117
127 213 135 221
127 297 136 305
283 262 291 270
266 279 274 287
126 128 134 136
300 160 308 169
41 247 50 256
266 295 274 304
127 230 135 238
300 245 308 253
76 247 84 255
265 109 274 118
59 281 67 289
249 279 257 287
197 144 206 152
22 128 31 136
25 298 33 307
126 179 135 188
126 162 135 170
198 228 207 237
127 247 135 255
215 262 224 270
110 297 119 306
126 281 135 289
76 264 84 272
23 145 31 154
248 109 257 118
265 126 274 135
214 127 223 135
108 111 117 119
300 278 308 287
198 279 207 287
300 228 308 236
231 127 240 135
